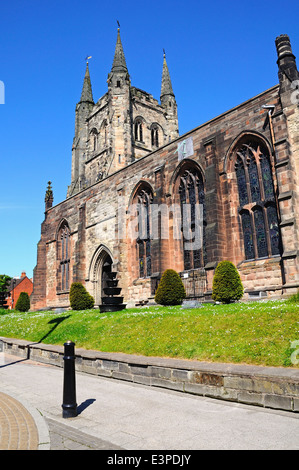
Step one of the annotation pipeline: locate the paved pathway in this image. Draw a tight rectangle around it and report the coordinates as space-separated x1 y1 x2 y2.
1 352 299 450
0 392 39 450
46 417 122 450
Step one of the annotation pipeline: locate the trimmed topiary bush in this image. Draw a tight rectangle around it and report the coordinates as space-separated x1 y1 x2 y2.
69 282 94 310
15 292 30 312
212 260 244 304
155 269 186 306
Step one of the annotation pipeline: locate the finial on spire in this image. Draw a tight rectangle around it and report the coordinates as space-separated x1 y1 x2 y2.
163 48 166 58
117 20 120 30
85 55 92 64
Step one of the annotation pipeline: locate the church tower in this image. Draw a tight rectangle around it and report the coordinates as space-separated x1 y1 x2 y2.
68 62 94 197
106 26 133 172
160 51 179 141
67 27 179 197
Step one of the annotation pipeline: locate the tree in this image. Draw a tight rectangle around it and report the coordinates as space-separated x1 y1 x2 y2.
0 274 11 292
155 269 186 306
0 274 11 308
212 261 244 303
69 282 94 310
15 292 30 312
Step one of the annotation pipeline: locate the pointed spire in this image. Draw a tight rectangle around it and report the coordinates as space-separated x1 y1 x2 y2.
111 25 128 73
80 62 94 103
160 50 174 100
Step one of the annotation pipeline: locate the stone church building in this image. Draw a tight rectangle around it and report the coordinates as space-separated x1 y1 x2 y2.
31 31 299 310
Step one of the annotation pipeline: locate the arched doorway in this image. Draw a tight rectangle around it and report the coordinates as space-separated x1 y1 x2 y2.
89 246 113 306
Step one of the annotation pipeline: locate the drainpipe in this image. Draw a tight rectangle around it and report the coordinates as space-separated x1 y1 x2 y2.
261 104 286 287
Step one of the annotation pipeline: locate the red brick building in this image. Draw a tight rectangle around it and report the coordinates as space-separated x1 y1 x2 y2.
6 272 33 310
31 33 299 310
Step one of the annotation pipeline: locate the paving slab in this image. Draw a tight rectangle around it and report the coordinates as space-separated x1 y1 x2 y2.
1 351 299 450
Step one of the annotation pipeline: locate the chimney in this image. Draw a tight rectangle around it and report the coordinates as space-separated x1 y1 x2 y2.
21 271 26 278
275 34 298 82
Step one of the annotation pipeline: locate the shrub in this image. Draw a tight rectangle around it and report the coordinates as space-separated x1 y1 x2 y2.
15 292 30 312
155 269 186 306
69 282 94 310
212 260 244 303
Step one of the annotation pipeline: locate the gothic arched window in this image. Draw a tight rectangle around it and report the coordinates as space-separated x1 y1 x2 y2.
90 128 98 151
134 119 143 142
151 125 159 148
178 167 206 270
58 222 71 291
99 120 108 147
135 187 153 278
235 140 281 260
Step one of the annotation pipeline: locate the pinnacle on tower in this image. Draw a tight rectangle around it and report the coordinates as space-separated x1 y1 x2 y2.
111 26 128 74
80 62 94 103
160 50 175 100
45 181 53 210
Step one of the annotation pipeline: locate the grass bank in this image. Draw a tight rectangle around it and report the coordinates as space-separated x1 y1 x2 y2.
0 300 299 368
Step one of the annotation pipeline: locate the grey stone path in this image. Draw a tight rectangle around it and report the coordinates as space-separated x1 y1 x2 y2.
1 352 299 450
46 417 122 450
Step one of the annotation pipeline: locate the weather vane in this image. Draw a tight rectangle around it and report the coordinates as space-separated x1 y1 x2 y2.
85 55 92 64
117 20 120 29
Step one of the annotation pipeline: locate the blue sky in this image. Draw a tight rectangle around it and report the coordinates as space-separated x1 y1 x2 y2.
0 0 299 279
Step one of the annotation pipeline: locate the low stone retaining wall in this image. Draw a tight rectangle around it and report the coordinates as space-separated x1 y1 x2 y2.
1 336 299 413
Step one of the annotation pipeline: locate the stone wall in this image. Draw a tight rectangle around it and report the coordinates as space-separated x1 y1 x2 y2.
1 337 299 413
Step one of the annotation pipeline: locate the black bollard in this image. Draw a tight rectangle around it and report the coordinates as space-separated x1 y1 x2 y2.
62 341 78 418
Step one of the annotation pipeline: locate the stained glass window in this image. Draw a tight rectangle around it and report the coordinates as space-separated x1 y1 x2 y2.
260 153 275 200
241 212 255 260
179 168 205 270
235 140 281 260
138 238 144 278
254 207 268 258
267 205 280 255
58 223 70 291
248 155 261 202
136 188 152 278
236 158 248 206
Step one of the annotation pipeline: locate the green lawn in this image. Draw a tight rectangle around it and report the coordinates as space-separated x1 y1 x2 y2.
0 299 299 368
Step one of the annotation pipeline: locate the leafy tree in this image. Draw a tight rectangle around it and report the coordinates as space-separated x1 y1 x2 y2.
0 274 11 292
69 282 94 310
212 261 244 303
15 292 30 312
155 269 186 306
0 274 11 308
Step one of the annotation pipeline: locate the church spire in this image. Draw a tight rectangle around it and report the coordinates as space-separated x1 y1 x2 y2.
111 25 128 74
160 50 175 100
80 61 94 103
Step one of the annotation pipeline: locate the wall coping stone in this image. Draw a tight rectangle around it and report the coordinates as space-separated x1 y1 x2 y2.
1 336 299 412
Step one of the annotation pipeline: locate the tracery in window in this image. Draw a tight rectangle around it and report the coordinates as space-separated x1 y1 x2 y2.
240 210 255 260
135 187 153 278
235 140 281 260
178 167 206 270
151 125 159 148
134 119 143 142
58 222 70 291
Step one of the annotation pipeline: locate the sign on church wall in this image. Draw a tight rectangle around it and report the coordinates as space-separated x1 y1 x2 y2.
177 137 193 161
